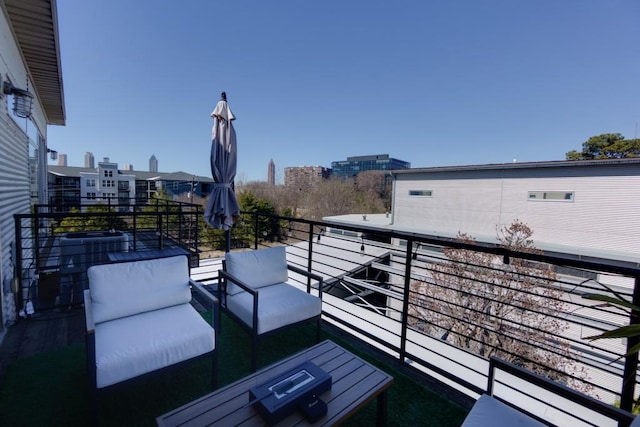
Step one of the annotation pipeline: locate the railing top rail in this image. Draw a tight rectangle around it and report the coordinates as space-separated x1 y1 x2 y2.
488 356 636 424
253 211 640 277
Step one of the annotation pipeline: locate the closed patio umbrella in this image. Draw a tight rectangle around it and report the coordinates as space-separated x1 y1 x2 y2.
204 92 240 252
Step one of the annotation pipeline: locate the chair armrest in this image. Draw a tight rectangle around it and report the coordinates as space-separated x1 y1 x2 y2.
83 289 95 334
83 289 97 391
218 269 260 331
287 264 323 298
217 270 259 296
190 278 219 306
190 278 220 331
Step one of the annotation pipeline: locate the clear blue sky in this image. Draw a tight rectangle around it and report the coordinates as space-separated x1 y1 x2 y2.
47 1 640 183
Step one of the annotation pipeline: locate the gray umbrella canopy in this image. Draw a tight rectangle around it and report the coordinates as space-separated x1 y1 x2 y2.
204 93 240 236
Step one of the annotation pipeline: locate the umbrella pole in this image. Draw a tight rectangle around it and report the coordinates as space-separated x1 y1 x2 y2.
225 229 231 253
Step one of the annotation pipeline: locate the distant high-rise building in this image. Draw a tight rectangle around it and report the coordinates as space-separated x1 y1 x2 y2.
331 154 410 180
123 163 134 171
149 155 158 173
84 152 95 168
57 153 67 167
267 159 275 185
284 166 331 189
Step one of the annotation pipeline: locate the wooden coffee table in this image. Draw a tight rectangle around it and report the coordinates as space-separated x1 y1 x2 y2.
157 340 394 426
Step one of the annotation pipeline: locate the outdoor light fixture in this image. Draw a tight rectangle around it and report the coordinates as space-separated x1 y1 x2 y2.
47 148 58 160
3 80 33 118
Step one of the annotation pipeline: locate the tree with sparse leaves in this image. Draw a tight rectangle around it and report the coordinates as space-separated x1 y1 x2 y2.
408 220 592 394
566 133 640 160
355 171 391 212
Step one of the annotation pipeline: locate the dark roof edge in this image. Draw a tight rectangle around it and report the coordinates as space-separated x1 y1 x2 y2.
391 158 640 175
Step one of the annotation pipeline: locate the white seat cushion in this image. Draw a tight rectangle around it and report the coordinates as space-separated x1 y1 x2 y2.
94 303 214 388
224 247 288 295
88 255 191 324
461 394 546 427
227 283 321 335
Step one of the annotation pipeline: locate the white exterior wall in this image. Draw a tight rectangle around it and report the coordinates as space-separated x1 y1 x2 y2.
0 9 50 328
392 164 640 259
81 168 136 210
79 171 98 205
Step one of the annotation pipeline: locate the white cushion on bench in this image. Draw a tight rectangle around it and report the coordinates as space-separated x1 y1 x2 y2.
95 303 215 388
227 283 322 334
88 255 191 324
462 394 546 427
224 246 288 296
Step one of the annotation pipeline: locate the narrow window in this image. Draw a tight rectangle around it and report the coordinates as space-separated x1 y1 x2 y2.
409 190 433 197
528 191 574 201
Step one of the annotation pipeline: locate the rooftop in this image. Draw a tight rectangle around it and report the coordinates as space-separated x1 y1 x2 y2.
2 206 639 426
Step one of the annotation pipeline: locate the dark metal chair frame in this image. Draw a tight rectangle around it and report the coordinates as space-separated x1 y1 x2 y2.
482 356 636 427
218 261 323 372
84 279 218 421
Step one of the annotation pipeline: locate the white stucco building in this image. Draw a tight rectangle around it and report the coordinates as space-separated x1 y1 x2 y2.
327 158 640 262
79 159 136 209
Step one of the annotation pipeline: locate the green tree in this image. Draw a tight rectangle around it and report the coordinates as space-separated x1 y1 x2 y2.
54 205 128 233
566 133 640 160
236 191 280 242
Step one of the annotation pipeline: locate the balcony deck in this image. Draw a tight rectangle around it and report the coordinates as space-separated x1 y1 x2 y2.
0 289 471 426
8 206 640 425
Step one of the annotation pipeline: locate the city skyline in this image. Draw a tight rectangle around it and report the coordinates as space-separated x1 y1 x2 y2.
46 1 640 182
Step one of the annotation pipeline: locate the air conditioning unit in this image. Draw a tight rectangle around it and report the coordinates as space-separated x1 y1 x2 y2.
59 231 129 305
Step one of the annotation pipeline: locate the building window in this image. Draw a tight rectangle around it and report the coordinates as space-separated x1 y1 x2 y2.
103 170 113 178
409 190 433 197
528 191 574 201
86 179 95 187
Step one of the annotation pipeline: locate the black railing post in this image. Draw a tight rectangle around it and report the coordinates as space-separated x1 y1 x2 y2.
254 214 259 249
132 207 137 251
178 208 183 245
194 207 199 252
620 276 640 412
399 238 415 363
14 215 23 314
34 211 41 274
165 200 169 237
307 223 315 286
158 213 164 249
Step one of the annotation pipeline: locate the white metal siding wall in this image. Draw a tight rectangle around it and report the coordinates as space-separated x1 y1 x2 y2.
394 177 504 240
0 92 31 325
1 10 50 327
499 174 640 253
394 168 640 257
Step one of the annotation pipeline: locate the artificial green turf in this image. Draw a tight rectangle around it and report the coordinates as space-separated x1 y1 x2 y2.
0 313 468 426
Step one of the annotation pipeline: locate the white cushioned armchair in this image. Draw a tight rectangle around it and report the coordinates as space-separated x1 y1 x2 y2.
83 255 218 414
218 246 323 371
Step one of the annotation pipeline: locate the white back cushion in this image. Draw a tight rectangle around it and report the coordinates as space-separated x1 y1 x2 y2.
88 255 191 324
224 246 288 295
